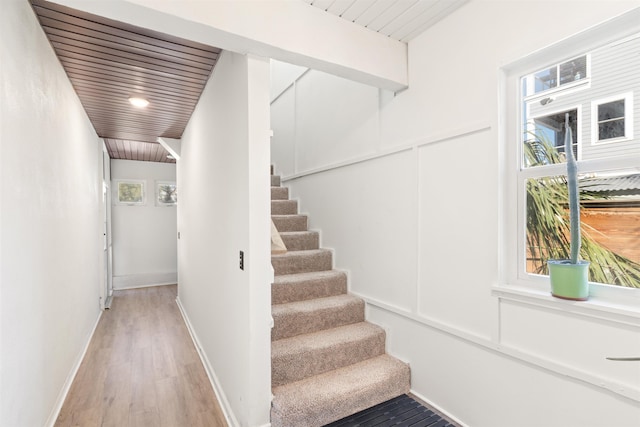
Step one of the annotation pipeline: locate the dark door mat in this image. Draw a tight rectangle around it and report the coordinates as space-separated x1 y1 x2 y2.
324 394 457 427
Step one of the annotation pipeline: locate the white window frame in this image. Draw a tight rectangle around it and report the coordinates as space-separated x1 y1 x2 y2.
591 92 634 144
498 13 640 320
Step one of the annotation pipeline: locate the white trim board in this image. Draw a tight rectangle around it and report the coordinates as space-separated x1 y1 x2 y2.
281 121 491 182
112 272 177 290
175 297 239 427
409 389 468 427
45 311 103 427
359 292 640 403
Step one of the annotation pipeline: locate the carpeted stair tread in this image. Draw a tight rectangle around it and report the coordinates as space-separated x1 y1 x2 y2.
272 322 385 387
271 175 281 187
271 186 289 200
272 214 307 232
271 354 411 427
271 200 298 215
272 270 346 304
279 231 319 251
272 294 364 341
272 249 332 276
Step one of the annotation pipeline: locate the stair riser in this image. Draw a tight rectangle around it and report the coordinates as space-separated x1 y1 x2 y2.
279 232 319 251
272 215 307 232
271 175 281 187
272 251 331 276
272 272 346 304
271 187 289 200
272 331 385 387
272 299 364 341
271 200 298 215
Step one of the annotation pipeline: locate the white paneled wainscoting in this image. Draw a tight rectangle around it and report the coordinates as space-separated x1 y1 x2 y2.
270 4 640 423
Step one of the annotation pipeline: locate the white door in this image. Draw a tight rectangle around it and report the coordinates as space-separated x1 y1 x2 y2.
102 146 114 308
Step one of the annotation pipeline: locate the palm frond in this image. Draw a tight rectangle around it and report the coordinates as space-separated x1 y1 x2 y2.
523 130 640 288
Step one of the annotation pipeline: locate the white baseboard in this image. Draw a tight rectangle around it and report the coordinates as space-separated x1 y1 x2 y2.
175 297 239 427
113 272 177 289
409 389 467 427
45 311 103 427
114 282 176 291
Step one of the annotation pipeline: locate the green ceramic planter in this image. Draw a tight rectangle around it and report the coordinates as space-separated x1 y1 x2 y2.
548 260 590 301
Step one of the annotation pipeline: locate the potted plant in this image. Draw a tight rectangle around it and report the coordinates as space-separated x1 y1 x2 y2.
547 113 590 300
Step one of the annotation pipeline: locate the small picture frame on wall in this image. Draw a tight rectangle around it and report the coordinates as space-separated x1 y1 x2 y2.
156 181 177 206
115 180 146 205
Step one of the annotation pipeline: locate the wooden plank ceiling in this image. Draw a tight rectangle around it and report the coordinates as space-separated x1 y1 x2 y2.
30 0 222 163
304 0 469 42
104 139 176 163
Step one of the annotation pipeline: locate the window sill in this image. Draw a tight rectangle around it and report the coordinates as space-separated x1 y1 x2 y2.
592 135 633 145
492 283 640 326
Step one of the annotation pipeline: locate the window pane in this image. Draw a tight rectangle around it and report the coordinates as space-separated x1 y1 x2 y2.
525 55 587 96
598 99 625 121
526 171 640 287
526 175 570 276
534 67 557 93
524 110 577 167
598 118 625 140
559 56 587 85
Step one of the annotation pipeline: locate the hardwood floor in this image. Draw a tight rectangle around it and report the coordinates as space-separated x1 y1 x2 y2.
55 285 227 427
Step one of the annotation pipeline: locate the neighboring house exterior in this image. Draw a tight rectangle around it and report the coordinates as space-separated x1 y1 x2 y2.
524 33 639 161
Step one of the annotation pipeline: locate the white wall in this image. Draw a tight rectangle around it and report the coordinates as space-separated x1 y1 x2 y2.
177 51 272 427
270 1 640 426
110 159 177 289
0 1 104 426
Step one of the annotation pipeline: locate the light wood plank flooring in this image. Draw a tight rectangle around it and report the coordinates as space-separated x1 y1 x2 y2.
55 285 227 427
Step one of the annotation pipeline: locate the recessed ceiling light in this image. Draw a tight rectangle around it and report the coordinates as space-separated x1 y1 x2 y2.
167 154 175 159
128 97 149 108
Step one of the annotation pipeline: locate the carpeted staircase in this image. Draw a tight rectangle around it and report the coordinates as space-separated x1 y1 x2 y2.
270 170 411 427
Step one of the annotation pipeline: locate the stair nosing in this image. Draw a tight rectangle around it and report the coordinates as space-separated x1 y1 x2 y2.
273 269 346 284
278 230 318 235
271 248 330 258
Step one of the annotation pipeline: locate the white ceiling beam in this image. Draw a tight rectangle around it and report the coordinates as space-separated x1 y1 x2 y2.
157 137 181 160
45 0 408 91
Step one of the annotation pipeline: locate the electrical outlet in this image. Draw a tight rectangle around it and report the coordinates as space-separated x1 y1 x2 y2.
239 251 244 270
